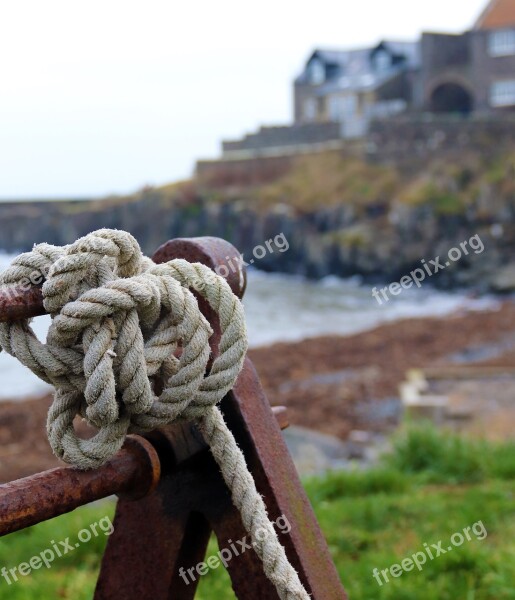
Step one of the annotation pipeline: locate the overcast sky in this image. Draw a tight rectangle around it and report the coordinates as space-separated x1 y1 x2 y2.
0 0 487 199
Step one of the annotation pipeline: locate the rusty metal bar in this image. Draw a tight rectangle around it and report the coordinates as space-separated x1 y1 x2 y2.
218 359 347 598
0 283 45 323
0 436 160 537
0 409 289 538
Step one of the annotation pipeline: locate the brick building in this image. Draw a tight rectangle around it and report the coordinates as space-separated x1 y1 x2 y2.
420 0 515 114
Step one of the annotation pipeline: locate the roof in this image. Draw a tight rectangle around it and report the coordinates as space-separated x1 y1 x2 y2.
474 0 515 30
311 48 370 67
294 47 369 84
310 40 419 68
296 40 419 91
379 40 421 67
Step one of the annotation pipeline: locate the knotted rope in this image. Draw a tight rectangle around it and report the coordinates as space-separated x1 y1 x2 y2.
0 229 309 600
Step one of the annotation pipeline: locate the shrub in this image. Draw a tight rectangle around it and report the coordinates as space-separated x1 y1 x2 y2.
485 441 515 480
385 424 486 484
304 467 408 503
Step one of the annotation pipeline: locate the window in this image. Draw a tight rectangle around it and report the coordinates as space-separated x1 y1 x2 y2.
374 50 391 72
329 95 357 121
489 29 515 56
328 95 357 121
308 59 325 85
490 80 515 106
328 96 342 121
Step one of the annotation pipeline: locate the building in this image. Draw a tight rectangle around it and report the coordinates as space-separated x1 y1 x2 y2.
210 0 515 164
295 0 515 139
294 42 420 138
420 0 515 115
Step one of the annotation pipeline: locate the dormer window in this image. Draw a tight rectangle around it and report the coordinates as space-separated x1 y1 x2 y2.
489 29 515 57
374 50 391 73
308 58 325 85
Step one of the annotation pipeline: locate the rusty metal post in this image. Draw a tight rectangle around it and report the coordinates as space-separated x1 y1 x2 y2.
95 237 346 600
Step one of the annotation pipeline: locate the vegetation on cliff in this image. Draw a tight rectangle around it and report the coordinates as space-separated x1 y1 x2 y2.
0 148 513 289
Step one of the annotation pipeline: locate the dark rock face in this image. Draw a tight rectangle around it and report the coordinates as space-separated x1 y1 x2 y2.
0 193 513 292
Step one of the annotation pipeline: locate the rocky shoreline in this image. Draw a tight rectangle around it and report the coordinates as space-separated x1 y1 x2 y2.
1 301 514 483
0 162 514 292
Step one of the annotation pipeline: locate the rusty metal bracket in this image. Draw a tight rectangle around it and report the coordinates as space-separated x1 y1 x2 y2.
0 236 347 599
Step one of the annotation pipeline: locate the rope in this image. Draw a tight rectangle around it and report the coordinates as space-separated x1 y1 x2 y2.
0 229 309 600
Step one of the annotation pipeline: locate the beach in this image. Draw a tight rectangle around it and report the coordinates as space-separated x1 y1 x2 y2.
0 259 497 401
1 299 514 483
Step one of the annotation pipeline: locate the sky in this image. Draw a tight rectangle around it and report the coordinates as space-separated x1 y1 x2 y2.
0 0 487 199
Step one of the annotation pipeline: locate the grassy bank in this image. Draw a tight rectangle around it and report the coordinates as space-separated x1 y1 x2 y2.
1 426 515 599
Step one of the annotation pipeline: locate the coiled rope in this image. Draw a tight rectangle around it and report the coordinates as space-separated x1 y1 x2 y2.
0 229 309 600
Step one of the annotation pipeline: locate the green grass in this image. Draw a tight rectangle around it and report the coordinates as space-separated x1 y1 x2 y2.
2 427 515 599
0 504 115 599
385 423 486 483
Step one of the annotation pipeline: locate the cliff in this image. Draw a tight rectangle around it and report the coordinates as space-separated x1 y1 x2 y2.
0 146 514 292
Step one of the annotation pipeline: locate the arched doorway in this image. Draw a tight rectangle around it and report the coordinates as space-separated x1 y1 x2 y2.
430 83 473 114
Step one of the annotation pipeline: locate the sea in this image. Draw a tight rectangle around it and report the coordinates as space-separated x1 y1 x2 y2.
0 253 498 400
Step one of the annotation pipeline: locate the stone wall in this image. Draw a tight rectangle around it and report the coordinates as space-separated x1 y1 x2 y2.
367 115 515 170
198 115 515 182
196 154 296 187
221 122 341 156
